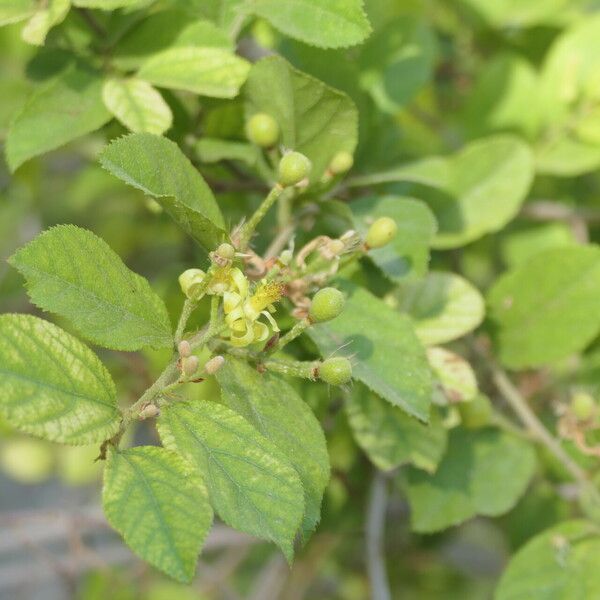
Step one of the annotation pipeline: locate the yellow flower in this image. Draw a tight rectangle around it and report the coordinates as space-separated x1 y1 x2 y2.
223 279 284 347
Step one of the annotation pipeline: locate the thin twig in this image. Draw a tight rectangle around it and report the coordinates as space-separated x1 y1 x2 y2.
366 471 391 600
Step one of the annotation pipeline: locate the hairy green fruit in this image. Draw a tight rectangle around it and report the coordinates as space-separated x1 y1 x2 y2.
319 357 352 386
571 391 596 421
366 217 398 249
246 113 279 148
309 287 345 323
278 151 312 187
329 151 354 174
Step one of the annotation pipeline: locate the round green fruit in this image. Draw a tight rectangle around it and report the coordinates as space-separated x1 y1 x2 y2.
366 217 398 249
320 357 352 386
329 151 354 175
571 391 596 421
245 113 279 148
309 287 345 323
278 151 312 187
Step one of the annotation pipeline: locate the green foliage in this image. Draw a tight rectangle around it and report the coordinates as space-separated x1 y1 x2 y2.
9 225 173 351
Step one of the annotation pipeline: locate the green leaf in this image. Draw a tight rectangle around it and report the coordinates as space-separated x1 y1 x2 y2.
487 245 600 369
427 347 478 404
6 65 111 172
99 133 225 251
393 271 485 346
346 383 447 473
0 314 119 445
216 358 329 539
102 78 172 135
536 135 600 177
194 137 259 166
351 195 437 282
496 520 600 600
350 136 534 248
72 0 148 7
251 0 371 49
138 47 250 99
157 401 304 560
308 282 433 421
0 0 36 26
103 446 213 583
9 225 173 351
459 0 571 28
21 0 70 46
404 428 536 533
358 15 436 112
244 56 358 181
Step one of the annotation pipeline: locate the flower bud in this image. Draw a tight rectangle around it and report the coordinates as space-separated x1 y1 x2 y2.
178 340 191 358
204 355 225 375
278 151 312 187
319 357 352 386
329 151 354 175
279 249 293 266
571 391 596 421
366 217 398 249
181 355 199 377
216 243 235 260
246 113 280 148
309 287 345 323
178 268 206 299
139 404 160 420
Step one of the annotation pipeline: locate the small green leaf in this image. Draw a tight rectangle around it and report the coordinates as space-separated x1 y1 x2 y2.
0 314 120 445
351 195 437 282
496 520 600 600
308 282 433 421
103 446 213 583
21 0 69 46
488 245 600 369
346 383 447 473
251 0 371 49
0 0 36 26
158 401 304 560
102 78 172 135
216 358 330 539
6 65 111 172
393 271 485 346
244 56 358 181
404 428 536 533
99 133 225 251
138 47 250 98
9 225 173 351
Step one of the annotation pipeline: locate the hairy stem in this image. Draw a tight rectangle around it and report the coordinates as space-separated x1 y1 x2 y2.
366 471 391 600
239 185 284 249
266 318 310 355
175 298 196 343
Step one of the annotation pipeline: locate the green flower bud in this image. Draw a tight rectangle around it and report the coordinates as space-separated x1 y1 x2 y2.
329 151 354 175
178 268 205 299
319 357 352 386
178 340 191 358
366 217 398 249
571 391 596 421
278 151 312 187
245 113 279 148
309 287 345 323
216 243 235 260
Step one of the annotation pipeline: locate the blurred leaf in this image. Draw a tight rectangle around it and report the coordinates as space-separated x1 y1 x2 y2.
496 520 600 599
73 0 149 7
158 400 304 560
346 382 447 472
488 246 600 369
0 314 120 444
216 358 329 539
244 55 358 181
0 0 36 26
10 225 173 351
103 446 213 583
458 0 571 28
308 282 433 421
194 137 259 165
351 195 437 282
21 0 69 46
427 347 478 404
404 428 536 533
102 78 172 134
394 271 485 346
99 133 225 251
6 64 111 171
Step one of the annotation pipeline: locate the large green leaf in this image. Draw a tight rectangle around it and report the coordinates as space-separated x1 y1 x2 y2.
308 282 433 421
351 195 437 282
6 65 111 172
102 78 172 135
9 225 173 351
99 133 225 251
216 358 329 538
244 56 358 181
251 0 371 49
496 520 600 600
393 271 485 346
138 47 250 98
349 136 534 248
0 314 120 445
346 383 447 473
488 245 600 369
404 428 536 533
157 401 304 560
103 446 213 583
